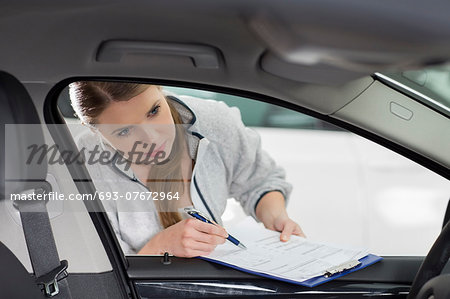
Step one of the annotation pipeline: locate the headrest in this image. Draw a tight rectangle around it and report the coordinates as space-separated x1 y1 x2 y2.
0 71 47 199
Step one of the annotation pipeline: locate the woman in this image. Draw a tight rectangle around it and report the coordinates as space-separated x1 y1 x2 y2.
69 81 305 257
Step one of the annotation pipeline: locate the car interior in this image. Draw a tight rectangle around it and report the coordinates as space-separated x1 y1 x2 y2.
1 1 450 298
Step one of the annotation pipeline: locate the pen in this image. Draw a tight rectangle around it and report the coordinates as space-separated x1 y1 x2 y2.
184 207 247 250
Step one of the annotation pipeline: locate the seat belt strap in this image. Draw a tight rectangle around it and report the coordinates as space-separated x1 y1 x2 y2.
16 184 72 298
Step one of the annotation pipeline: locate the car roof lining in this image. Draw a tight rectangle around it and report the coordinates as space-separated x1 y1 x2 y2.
3 0 447 115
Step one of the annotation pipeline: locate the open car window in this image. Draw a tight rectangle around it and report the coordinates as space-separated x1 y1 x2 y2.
56 81 450 258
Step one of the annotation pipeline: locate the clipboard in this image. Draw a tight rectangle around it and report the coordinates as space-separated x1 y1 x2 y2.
194 216 382 287
199 253 382 287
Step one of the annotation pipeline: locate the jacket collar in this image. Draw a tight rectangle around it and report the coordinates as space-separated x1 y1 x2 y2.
165 95 197 127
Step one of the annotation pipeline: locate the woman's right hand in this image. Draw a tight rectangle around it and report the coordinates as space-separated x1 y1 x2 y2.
138 219 228 257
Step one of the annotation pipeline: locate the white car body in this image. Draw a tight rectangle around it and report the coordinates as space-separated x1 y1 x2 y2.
223 127 450 256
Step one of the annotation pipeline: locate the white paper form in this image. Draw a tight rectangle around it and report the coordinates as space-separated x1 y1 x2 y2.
202 217 369 282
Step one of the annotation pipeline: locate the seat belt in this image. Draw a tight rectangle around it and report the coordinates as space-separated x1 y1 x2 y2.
14 181 72 298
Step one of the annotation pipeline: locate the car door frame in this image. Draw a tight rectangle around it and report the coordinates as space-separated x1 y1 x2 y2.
44 76 450 298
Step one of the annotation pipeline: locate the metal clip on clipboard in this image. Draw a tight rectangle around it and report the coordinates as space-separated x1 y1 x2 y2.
324 260 361 278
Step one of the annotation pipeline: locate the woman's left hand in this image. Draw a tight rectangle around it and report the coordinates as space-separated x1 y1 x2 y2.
268 214 306 242
255 191 306 242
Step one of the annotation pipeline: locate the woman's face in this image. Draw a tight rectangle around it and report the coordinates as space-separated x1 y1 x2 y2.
95 85 176 164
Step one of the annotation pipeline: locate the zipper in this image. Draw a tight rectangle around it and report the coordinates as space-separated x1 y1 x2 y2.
131 173 150 190
189 131 218 223
110 152 150 191
193 175 218 223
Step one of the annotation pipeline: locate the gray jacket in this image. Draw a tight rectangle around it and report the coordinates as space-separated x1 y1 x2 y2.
75 95 292 254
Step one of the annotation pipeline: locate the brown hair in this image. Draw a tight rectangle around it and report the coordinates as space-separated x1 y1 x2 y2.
69 81 184 228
